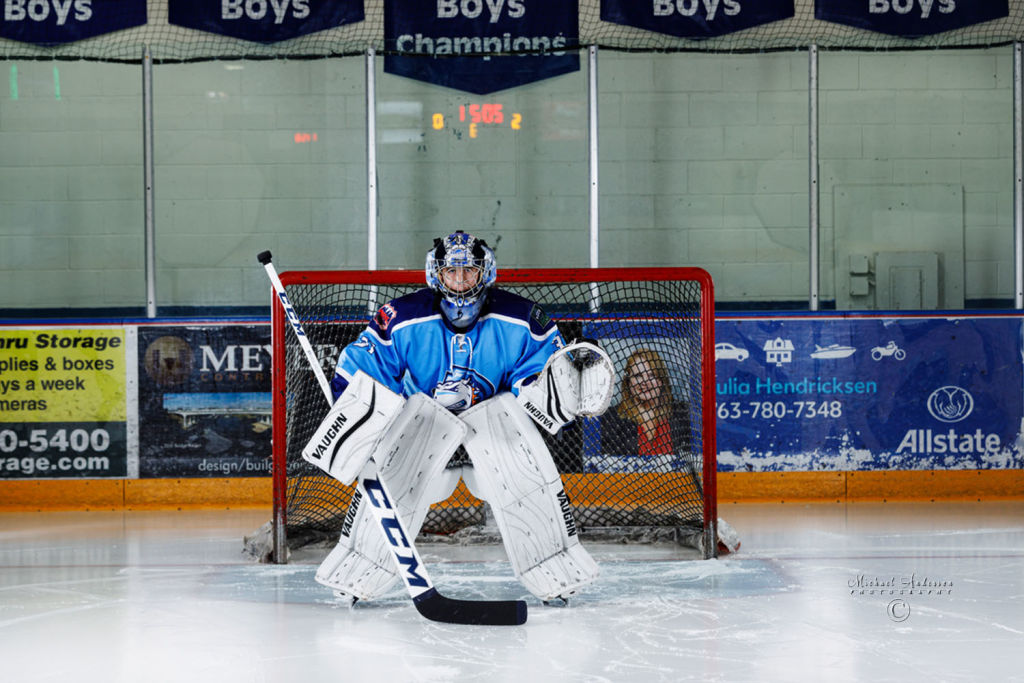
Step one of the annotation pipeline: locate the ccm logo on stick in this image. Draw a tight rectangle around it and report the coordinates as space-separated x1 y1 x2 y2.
362 477 430 589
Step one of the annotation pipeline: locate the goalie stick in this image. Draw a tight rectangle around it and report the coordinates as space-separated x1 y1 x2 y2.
258 250 527 626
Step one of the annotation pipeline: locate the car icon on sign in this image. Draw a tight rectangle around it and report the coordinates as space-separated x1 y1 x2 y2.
715 342 749 361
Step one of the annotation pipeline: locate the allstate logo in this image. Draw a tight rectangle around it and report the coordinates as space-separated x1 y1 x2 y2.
926 386 974 423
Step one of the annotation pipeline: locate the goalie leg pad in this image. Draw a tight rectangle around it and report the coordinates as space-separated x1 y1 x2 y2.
461 393 599 601
315 487 397 600
315 394 467 600
374 393 468 522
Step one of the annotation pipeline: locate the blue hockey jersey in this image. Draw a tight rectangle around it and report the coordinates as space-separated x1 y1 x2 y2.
330 287 565 413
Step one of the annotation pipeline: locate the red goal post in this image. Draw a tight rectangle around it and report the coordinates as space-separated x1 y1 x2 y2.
268 267 716 562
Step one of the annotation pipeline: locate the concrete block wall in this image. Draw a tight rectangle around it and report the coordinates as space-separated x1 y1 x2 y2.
374 62 592 270
598 48 1013 304
0 61 144 308
817 49 1013 305
0 47 1016 310
598 51 810 302
151 59 368 308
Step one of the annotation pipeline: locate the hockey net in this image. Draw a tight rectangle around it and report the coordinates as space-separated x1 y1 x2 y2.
265 267 716 562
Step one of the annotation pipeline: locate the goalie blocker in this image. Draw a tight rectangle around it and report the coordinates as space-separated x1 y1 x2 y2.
301 371 407 486
516 340 615 434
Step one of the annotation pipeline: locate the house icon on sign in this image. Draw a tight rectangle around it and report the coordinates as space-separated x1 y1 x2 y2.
763 338 794 366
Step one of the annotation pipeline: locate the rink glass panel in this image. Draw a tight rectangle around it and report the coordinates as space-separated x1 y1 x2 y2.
271 268 716 558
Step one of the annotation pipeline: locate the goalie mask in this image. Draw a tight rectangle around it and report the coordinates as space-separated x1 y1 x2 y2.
425 231 496 329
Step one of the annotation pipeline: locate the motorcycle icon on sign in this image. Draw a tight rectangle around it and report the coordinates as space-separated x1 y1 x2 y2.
871 341 906 361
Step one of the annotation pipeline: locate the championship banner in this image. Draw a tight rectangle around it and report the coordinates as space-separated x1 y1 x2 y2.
0 0 146 45
0 328 127 479
137 326 271 478
168 0 364 43
814 0 1008 38
714 316 1024 471
384 0 579 95
601 0 794 39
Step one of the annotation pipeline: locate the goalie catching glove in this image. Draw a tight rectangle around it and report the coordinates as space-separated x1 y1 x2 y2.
516 340 615 434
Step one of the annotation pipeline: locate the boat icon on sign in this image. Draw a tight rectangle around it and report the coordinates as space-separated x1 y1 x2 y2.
810 344 856 359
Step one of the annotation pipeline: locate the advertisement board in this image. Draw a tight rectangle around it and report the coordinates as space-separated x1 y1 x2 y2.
714 316 1024 471
137 326 272 477
0 328 127 478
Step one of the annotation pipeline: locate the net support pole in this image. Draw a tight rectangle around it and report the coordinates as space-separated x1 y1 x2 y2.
367 47 378 272
366 48 379 313
270 292 288 564
699 271 717 559
588 46 601 311
1015 43 1023 308
142 45 157 318
808 43 820 312
588 45 599 270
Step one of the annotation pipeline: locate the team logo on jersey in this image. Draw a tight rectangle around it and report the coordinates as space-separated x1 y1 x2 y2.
374 304 397 330
530 304 552 329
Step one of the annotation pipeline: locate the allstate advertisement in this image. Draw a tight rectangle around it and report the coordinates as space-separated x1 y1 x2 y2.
715 316 1024 471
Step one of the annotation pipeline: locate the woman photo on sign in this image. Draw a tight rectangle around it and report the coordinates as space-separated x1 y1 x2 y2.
599 348 693 462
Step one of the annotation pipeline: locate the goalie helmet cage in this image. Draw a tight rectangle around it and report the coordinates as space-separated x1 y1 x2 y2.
269 267 717 562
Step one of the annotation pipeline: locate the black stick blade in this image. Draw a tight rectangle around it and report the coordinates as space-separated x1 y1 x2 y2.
413 588 527 626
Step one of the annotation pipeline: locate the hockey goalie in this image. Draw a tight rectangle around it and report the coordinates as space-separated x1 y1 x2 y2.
300 231 615 605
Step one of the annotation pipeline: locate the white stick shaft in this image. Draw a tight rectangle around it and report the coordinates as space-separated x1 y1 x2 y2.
260 255 439 600
262 261 333 401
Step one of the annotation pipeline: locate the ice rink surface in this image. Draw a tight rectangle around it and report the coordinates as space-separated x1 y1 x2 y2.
1 502 1022 683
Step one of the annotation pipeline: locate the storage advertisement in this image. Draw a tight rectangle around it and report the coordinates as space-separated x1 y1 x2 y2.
0 328 127 479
